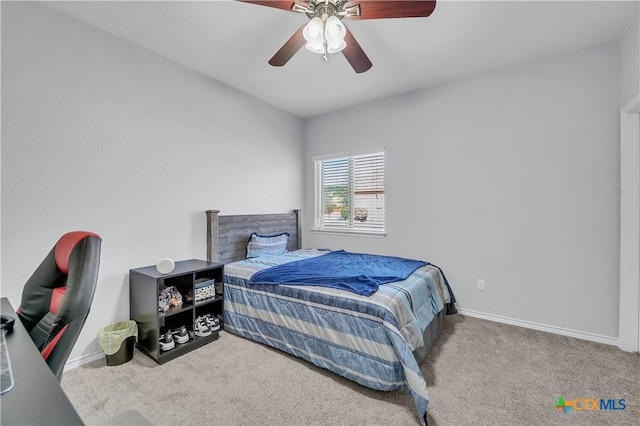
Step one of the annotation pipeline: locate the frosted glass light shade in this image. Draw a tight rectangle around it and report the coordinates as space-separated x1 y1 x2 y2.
303 17 325 54
303 17 324 43
325 16 346 41
305 42 325 54
327 39 346 54
325 16 346 53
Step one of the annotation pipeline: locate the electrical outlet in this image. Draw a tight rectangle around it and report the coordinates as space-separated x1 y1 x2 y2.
477 279 485 291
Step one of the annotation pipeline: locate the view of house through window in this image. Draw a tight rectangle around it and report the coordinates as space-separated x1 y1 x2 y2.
314 150 385 233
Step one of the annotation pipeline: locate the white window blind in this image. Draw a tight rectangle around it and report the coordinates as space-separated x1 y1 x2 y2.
314 151 385 233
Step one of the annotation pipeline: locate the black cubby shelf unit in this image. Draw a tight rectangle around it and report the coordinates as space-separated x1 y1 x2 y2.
129 259 224 364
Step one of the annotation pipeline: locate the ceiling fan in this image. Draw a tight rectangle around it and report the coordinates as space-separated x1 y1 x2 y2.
238 0 437 73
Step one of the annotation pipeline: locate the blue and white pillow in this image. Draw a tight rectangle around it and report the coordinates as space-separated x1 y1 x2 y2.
246 232 289 259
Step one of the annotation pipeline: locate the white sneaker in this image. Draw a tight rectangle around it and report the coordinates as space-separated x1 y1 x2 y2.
159 330 175 351
194 316 212 337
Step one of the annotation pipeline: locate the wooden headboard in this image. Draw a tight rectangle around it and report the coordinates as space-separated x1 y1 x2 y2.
206 210 301 264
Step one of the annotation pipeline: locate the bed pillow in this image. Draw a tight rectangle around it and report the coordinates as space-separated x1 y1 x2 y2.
246 232 289 259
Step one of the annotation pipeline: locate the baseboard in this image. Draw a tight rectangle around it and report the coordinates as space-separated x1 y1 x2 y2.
457 308 619 347
64 350 104 371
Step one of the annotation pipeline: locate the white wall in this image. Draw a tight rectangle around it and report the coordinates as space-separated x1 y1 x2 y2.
303 42 621 339
1 2 303 362
620 13 639 106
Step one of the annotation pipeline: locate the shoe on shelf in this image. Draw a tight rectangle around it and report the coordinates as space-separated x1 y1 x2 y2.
204 313 221 332
172 325 189 344
194 316 212 337
159 330 175 351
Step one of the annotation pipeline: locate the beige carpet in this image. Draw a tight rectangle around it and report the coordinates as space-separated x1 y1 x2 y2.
62 315 639 425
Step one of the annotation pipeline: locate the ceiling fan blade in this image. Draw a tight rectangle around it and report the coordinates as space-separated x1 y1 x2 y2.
269 25 306 67
344 0 436 20
236 1 299 13
342 27 372 73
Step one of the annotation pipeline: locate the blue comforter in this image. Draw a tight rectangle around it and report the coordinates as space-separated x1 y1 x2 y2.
248 250 428 296
225 249 456 425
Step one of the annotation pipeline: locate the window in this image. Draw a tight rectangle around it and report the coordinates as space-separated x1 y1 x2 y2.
314 149 385 234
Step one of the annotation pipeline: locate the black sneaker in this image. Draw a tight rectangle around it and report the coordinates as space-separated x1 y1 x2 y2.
172 325 189 344
159 330 175 351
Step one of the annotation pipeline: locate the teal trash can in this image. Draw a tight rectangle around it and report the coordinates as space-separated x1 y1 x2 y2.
97 321 138 366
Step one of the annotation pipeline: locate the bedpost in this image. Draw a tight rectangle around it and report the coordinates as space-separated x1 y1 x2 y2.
293 209 302 250
206 210 220 263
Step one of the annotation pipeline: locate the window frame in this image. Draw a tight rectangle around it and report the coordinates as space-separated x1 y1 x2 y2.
312 147 386 237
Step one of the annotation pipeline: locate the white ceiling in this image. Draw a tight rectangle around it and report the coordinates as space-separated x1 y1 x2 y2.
44 0 639 118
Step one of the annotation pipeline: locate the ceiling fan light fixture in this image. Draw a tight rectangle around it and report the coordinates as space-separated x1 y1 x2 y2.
303 14 347 56
247 0 435 72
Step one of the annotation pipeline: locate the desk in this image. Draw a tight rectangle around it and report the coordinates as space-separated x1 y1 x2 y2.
0 297 83 425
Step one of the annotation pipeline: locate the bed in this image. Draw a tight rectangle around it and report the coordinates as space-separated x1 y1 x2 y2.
205 210 456 425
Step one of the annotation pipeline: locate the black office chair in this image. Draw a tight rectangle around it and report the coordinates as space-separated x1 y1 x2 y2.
17 231 102 381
